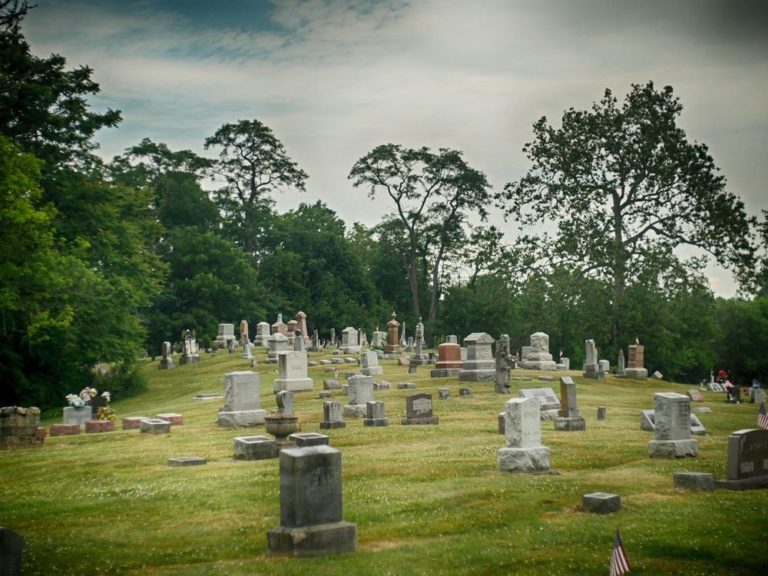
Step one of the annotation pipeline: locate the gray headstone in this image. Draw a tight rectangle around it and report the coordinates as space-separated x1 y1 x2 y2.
267 446 357 556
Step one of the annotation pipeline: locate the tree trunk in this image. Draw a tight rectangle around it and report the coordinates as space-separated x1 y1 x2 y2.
612 192 626 349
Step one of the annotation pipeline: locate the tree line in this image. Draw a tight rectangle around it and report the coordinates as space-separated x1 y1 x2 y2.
2 1 767 409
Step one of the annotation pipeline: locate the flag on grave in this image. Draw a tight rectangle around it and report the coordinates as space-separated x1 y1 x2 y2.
610 528 631 576
758 403 768 430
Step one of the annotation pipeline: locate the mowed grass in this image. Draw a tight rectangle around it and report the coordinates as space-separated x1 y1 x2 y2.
2 350 767 575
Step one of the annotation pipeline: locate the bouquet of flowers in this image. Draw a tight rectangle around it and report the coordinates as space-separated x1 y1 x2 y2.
65 387 97 408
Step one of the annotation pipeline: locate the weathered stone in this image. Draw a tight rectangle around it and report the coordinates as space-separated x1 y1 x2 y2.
156 413 183 425
267 446 357 556
648 392 698 458
320 401 346 430
458 333 496 381
498 397 551 473
218 371 267 428
402 394 439 425
85 420 115 433
273 351 313 393
49 423 81 436
582 492 621 514
234 435 278 460
519 332 557 371
122 416 150 430
168 456 207 467
140 419 171 434
363 401 390 427
289 432 330 447
674 472 715 491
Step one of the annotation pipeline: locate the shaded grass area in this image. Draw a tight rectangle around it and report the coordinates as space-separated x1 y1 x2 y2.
2 351 767 575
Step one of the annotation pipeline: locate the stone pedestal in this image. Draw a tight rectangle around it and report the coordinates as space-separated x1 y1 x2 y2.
267 446 357 556
233 435 278 460
140 419 171 434
212 323 237 350
519 332 557 370
582 492 621 514
458 333 495 381
1 406 44 448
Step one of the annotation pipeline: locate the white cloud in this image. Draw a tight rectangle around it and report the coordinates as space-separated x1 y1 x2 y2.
22 0 768 294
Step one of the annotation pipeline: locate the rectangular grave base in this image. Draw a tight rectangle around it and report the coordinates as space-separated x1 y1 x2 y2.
554 417 586 431
649 439 699 459
217 410 267 428
401 416 439 425
319 421 347 429
342 405 366 419
498 446 551 473
458 370 495 382
273 378 314 393
268 521 357 557
363 418 390 427
430 368 460 378
715 475 768 491
361 367 384 376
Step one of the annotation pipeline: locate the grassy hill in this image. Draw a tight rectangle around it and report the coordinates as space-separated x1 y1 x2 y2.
2 349 767 575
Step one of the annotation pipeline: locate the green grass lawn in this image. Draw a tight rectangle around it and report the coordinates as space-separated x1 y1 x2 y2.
2 351 767 575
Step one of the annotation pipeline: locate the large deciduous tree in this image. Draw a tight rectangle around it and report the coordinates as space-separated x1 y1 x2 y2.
0 5 121 168
504 81 754 346
204 120 307 257
349 144 494 325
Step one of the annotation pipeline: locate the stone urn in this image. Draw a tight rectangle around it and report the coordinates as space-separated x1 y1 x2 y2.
264 414 299 449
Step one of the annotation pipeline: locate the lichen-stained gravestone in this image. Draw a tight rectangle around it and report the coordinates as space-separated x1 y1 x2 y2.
267 445 357 556
217 371 267 428
648 392 698 458
273 351 313 393
497 397 551 473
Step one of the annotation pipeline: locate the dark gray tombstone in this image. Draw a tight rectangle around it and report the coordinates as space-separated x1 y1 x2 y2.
267 446 357 556
0 527 25 576
401 393 439 425
720 429 768 489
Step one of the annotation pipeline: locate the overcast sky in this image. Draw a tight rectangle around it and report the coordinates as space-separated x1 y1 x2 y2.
22 0 768 297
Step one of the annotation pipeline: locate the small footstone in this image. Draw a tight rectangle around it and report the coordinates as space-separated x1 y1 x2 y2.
140 419 171 434
582 492 621 514
289 432 330 447
673 471 715 491
168 456 207 467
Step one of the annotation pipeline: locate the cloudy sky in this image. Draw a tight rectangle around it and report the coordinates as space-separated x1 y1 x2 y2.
22 0 768 296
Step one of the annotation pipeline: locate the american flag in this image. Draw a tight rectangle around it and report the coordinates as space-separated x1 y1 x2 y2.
758 403 768 430
610 528 631 575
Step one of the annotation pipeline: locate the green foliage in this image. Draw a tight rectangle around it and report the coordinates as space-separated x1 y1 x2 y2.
259 202 384 332
204 119 307 256
0 19 120 168
145 227 266 352
505 81 755 344
349 143 497 326
715 296 768 385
